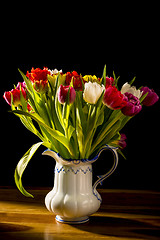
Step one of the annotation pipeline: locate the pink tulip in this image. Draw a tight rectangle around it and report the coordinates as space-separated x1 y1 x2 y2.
57 85 76 104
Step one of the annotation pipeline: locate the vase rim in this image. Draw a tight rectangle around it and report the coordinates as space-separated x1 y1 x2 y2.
42 145 118 165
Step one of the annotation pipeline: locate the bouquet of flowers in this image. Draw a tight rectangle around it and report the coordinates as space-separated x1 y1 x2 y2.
3 66 159 197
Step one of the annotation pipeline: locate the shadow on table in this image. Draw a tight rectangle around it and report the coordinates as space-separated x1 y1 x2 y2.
1 216 160 240
73 215 160 239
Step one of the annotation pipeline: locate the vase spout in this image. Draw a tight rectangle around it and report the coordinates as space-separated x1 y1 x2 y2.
42 149 58 160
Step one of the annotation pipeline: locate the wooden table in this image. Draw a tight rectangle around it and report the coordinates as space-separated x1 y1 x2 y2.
0 188 160 240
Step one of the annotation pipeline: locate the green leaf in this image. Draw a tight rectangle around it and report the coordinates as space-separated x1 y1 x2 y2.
96 111 104 127
113 71 120 89
14 142 43 198
117 149 127 160
68 125 75 140
129 76 136 86
91 111 123 155
75 92 87 158
101 65 106 86
140 92 148 103
104 120 121 143
11 93 16 111
76 108 84 158
19 114 44 141
11 110 74 157
20 87 28 111
55 95 64 130
18 69 35 96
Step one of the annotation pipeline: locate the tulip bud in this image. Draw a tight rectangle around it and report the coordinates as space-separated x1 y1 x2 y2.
57 85 76 104
3 88 27 107
33 80 48 94
121 93 142 117
66 71 85 90
119 134 127 149
141 87 159 106
83 75 100 83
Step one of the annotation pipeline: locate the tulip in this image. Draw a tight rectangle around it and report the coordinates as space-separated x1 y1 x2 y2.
105 77 114 88
33 80 48 94
26 67 50 82
57 85 76 104
103 86 127 110
119 134 127 149
141 87 159 106
48 69 65 88
48 69 62 75
121 92 142 116
121 82 143 99
83 75 101 83
16 81 27 90
83 82 105 105
3 88 27 107
65 71 85 91
26 67 50 93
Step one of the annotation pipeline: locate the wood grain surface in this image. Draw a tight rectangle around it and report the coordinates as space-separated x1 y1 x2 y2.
0 188 160 240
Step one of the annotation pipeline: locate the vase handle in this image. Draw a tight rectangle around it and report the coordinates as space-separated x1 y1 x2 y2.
93 145 119 194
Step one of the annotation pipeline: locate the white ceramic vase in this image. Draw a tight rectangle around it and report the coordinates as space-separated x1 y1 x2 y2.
42 145 118 224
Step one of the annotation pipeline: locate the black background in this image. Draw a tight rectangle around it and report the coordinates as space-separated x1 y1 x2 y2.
1 63 160 191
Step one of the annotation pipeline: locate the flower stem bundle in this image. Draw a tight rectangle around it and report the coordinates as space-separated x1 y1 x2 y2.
3 66 159 197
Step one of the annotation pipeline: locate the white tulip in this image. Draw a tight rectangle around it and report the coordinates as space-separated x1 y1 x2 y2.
121 82 143 99
48 69 62 75
83 82 105 104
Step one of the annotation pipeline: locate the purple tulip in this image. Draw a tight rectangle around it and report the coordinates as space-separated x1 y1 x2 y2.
119 134 127 149
141 87 159 106
121 92 142 117
57 85 76 104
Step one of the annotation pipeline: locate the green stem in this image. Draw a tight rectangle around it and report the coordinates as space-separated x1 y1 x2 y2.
83 105 101 159
91 111 123 155
71 103 79 159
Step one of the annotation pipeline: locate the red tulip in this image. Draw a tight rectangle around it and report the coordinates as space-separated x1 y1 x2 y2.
26 67 50 93
105 77 114 88
103 86 127 110
16 81 27 90
26 67 50 82
65 71 85 90
3 88 27 107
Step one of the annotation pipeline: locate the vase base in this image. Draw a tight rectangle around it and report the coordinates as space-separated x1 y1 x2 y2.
56 215 89 224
